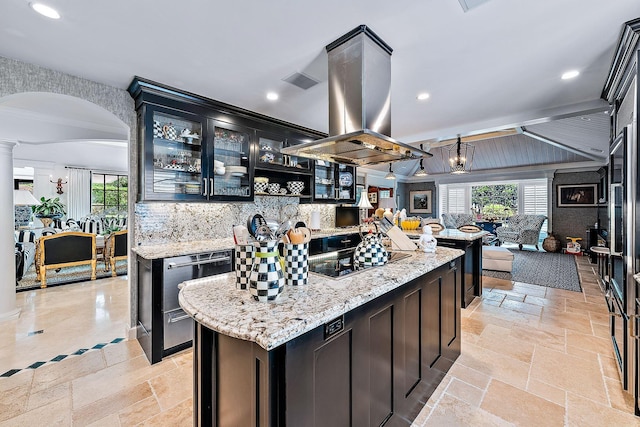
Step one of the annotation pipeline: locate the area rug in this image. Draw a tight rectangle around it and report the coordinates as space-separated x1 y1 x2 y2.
17 260 127 292
483 249 581 292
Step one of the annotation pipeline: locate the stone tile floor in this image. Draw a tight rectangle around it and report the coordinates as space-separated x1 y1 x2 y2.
1 256 640 426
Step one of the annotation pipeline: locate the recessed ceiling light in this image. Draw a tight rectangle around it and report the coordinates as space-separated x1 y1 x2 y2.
561 70 579 80
266 92 279 101
30 3 61 19
580 116 591 121
416 93 430 101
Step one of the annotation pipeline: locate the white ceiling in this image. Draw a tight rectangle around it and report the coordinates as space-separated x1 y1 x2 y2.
1 0 639 176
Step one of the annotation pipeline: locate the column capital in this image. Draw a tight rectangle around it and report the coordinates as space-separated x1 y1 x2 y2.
0 140 18 153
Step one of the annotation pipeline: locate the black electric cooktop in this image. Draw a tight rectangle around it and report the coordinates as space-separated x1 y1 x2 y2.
308 248 410 278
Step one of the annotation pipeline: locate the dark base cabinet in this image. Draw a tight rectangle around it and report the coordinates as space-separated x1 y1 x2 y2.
193 258 461 426
437 237 483 308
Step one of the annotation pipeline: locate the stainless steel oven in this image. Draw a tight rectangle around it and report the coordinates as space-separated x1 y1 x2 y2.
162 250 232 352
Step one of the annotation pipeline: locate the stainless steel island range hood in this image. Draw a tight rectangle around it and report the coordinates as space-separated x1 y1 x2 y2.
281 25 431 166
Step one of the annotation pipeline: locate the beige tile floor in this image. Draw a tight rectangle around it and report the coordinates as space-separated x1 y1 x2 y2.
2 257 640 426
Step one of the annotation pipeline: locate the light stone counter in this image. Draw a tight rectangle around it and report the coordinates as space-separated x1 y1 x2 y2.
179 246 464 351
132 229 362 259
132 238 236 259
405 228 488 241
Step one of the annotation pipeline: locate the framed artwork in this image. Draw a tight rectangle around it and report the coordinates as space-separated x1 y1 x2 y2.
368 192 377 204
410 190 432 214
557 184 597 207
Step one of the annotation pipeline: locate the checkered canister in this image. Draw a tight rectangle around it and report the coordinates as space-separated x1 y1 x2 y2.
284 243 309 286
153 120 163 139
249 241 285 301
234 244 255 290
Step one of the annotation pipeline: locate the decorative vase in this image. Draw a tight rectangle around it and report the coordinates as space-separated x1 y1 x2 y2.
249 241 284 301
542 234 561 253
283 243 309 286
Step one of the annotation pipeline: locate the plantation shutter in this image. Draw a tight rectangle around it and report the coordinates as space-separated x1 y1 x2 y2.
522 183 547 215
447 187 466 213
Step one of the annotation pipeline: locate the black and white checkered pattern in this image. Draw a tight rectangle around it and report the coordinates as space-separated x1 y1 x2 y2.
249 241 284 302
163 124 177 140
284 243 308 286
353 239 388 268
153 120 163 139
234 244 255 290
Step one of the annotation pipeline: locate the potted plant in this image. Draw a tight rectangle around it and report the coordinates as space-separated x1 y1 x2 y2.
32 196 66 228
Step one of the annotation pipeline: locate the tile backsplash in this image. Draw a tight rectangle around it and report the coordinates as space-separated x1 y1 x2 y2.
135 197 337 245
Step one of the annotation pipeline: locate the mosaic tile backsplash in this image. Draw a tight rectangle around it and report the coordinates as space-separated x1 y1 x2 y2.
135 197 337 245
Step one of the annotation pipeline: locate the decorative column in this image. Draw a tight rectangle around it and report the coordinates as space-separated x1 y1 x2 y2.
0 140 20 322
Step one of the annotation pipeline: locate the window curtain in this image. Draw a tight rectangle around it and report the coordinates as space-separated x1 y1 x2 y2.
67 168 91 221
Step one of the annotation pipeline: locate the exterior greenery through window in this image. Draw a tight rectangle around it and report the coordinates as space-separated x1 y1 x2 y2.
439 179 548 234
471 184 517 220
92 173 127 215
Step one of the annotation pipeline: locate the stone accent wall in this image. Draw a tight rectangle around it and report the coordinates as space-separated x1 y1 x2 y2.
135 199 337 245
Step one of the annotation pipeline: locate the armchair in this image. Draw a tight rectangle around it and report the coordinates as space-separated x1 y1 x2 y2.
495 215 546 250
442 213 475 229
105 230 128 276
36 231 96 288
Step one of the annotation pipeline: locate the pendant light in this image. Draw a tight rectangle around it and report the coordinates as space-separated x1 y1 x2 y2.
445 136 475 174
414 144 428 177
384 163 396 180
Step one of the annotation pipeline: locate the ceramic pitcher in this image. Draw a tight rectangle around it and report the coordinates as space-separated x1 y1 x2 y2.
249 240 284 301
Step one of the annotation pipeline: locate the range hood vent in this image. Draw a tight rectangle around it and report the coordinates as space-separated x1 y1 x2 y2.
281 25 431 166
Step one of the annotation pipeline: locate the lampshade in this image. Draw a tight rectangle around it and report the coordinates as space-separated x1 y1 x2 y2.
378 197 397 210
357 192 373 209
444 136 475 174
14 190 41 206
414 159 428 177
384 163 396 180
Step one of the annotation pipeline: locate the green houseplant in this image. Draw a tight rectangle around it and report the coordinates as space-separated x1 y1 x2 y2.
32 196 66 218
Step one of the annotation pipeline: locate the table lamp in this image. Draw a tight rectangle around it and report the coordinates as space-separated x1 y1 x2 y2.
378 197 397 221
357 192 373 223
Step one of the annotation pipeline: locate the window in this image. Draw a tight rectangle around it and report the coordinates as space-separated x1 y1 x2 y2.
439 179 549 231
91 173 127 215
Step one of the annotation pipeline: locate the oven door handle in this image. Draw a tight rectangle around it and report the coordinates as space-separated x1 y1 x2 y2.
167 256 231 269
168 313 192 323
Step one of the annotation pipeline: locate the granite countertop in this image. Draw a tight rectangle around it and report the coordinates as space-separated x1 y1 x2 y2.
132 229 362 259
132 238 236 259
405 228 488 241
178 246 464 351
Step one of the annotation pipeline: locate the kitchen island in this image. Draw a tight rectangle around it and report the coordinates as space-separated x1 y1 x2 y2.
406 228 487 308
179 247 463 426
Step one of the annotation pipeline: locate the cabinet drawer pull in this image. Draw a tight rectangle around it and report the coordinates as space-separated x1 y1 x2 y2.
168 313 191 323
202 178 208 196
210 178 214 197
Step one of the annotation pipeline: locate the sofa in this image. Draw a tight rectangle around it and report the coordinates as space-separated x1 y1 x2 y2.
442 213 475 229
495 214 547 250
15 231 36 282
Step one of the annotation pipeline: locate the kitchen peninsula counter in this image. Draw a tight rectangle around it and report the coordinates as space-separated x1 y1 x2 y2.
179 246 462 350
181 246 463 426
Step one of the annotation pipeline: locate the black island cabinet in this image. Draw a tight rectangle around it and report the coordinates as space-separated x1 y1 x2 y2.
192 258 461 426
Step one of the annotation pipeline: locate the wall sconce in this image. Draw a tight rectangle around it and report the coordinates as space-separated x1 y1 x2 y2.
50 175 68 194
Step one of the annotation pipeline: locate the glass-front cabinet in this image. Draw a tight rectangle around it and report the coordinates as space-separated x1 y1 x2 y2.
144 107 205 200
256 132 311 172
313 162 356 203
210 122 252 199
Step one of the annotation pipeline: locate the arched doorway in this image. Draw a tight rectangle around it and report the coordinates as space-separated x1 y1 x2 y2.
0 92 131 373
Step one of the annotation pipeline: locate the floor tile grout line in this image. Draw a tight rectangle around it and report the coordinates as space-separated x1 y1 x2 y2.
0 337 126 378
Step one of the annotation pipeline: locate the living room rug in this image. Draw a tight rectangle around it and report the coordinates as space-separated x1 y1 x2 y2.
483 249 581 292
17 260 127 292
